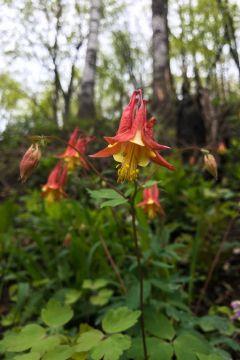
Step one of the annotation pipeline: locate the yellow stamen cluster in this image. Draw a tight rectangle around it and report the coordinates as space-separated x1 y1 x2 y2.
147 206 156 219
117 163 139 183
116 143 139 183
114 142 151 183
63 155 80 171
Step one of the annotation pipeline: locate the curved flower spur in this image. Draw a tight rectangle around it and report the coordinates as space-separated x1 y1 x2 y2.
90 89 174 182
42 161 68 202
58 128 94 171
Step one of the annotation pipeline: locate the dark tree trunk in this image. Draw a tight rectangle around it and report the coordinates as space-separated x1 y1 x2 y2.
152 0 174 120
217 0 240 81
78 0 102 120
177 86 206 154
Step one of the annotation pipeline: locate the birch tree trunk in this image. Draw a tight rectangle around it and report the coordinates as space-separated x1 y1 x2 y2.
152 0 173 119
78 0 102 120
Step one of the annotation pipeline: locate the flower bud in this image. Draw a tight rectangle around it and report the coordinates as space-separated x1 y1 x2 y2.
19 144 41 182
203 153 218 179
217 141 227 155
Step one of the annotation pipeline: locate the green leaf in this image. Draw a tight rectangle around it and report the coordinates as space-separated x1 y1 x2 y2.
125 281 151 309
54 288 82 305
174 332 212 360
90 334 131 360
0 324 45 352
150 279 180 293
64 289 82 305
13 353 40 360
75 330 104 352
42 345 74 360
127 337 173 360
31 336 61 355
41 299 73 327
88 189 128 208
102 307 141 334
100 198 128 208
197 354 223 360
90 289 113 306
82 279 109 290
143 180 158 188
212 349 232 360
145 308 175 340
211 336 240 352
198 316 235 335
88 189 122 200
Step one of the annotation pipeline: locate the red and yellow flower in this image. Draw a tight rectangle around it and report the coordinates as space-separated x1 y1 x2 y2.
42 161 68 202
137 184 164 219
58 128 93 171
91 90 174 182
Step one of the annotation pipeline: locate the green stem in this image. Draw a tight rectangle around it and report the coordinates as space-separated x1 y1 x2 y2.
130 182 148 360
188 221 204 303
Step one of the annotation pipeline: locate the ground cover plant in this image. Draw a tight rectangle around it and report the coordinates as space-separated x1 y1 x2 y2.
1 88 240 359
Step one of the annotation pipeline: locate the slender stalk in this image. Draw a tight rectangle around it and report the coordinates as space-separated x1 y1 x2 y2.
130 182 148 360
100 235 127 294
188 221 204 303
196 211 240 313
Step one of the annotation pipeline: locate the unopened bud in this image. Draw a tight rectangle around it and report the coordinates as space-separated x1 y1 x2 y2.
19 144 41 182
204 153 218 179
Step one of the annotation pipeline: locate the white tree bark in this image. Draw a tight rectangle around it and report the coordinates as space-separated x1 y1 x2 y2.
152 0 173 116
79 0 102 119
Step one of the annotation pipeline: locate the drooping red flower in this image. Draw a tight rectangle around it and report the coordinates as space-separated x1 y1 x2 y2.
58 128 93 171
90 89 174 182
42 161 68 202
137 183 164 219
19 143 41 182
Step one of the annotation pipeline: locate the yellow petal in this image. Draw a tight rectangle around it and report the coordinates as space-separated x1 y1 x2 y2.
137 146 151 167
130 130 145 146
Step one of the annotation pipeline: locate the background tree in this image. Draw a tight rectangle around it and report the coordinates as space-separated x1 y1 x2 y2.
78 0 102 122
152 0 174 123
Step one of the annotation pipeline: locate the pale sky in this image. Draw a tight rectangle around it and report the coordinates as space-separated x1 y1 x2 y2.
0 0 239 130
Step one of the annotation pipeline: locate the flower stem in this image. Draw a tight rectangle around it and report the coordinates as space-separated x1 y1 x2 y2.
99 235 127 294
130 182 148 360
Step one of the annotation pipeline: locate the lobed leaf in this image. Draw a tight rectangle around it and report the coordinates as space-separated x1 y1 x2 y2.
41 299 73 328
102 307 141 334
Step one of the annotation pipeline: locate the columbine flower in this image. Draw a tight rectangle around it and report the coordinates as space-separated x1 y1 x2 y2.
90 90 174 182
58 128 93 171
42 162 68 202
230 300 240 321
19 143 41 182
137 183 164 219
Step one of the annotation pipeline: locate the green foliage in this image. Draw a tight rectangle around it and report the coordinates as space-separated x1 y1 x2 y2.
75 330 104 352
0 324 45 352
1 155 239 358
145 308 175 340
0 305 136 360
41 299 73 328
88 188 128 208
102 307 141 333
91 334 131 360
